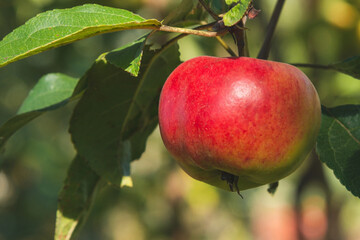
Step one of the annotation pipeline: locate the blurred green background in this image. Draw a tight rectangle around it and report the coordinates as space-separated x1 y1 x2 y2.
0 0 360 239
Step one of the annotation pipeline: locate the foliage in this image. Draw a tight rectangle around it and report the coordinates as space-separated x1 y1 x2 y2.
0 4 161 67
0 0 359 239
223 0 252 26
316 105 360 197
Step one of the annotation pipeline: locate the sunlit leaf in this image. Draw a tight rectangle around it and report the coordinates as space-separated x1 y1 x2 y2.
55 155 100 240
223 0 252 26
225 0 239 5
0 73 78 151
18 73 78 114
0 4 161 67
105 36 147 77
69 43 181 187
316 105 360 198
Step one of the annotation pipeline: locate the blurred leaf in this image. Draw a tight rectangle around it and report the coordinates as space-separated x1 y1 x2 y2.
163 0 198 25
18 73 78 114
0 112 42 151
223 0 252 26
331 56 360 80
316 105 360 198
69 43 181 187
55 155 100 240
0 4 161 67
208 0 228 13
106 36 147 77
0 73 78 152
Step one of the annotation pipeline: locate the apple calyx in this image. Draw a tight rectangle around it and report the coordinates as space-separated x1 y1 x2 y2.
220 171 243 198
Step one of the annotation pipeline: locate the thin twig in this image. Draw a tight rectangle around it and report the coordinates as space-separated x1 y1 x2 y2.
215 36 237 57
257 0 286 60
153 25 221 37
199 0 220 20
160 22 220 50
291 63 331 70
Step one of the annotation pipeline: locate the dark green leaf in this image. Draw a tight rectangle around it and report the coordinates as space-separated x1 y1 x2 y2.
163 0 196 24
223 0 252 27
106 36 147 77
69 43 181 187
331 56 360 80
208 0 228 13
18 73 78 114
316 105 360 198
0 73 78 151
55 155 100 240
0 4 161 67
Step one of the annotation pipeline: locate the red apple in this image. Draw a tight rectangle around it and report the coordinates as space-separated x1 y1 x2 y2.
158 56 321 192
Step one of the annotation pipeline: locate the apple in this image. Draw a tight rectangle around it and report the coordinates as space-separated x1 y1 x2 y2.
158 56 321 192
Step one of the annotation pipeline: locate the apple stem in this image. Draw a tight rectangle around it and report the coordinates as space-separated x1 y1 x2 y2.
257 0 286 60
230 18 249 57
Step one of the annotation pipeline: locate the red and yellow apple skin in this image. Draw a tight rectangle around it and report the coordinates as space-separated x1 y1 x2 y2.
158 56 321 192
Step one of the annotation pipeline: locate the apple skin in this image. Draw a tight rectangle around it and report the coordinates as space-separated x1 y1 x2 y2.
158 56 321 192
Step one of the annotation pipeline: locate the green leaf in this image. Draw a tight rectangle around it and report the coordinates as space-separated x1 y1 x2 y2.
0 73 78 151
69 43 181 187
331 56 360 80
18 73 78 114
208 0 228 13
0 112 42 151
163 0 199 26
55 155 100 240
223 0 252 27
106 36 147 77
0 4 161 67
316 105 360 198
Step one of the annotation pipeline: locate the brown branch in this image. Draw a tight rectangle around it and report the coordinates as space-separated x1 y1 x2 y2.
291 63 331 70
154 25 221 37
198 0 220 20
257 0 286 60
159 22 221 50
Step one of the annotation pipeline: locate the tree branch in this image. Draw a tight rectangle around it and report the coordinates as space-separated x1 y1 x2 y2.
199 0 220 20
153 25 222 37
159 22 220 50
257 0 286 60
291 63 331 70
